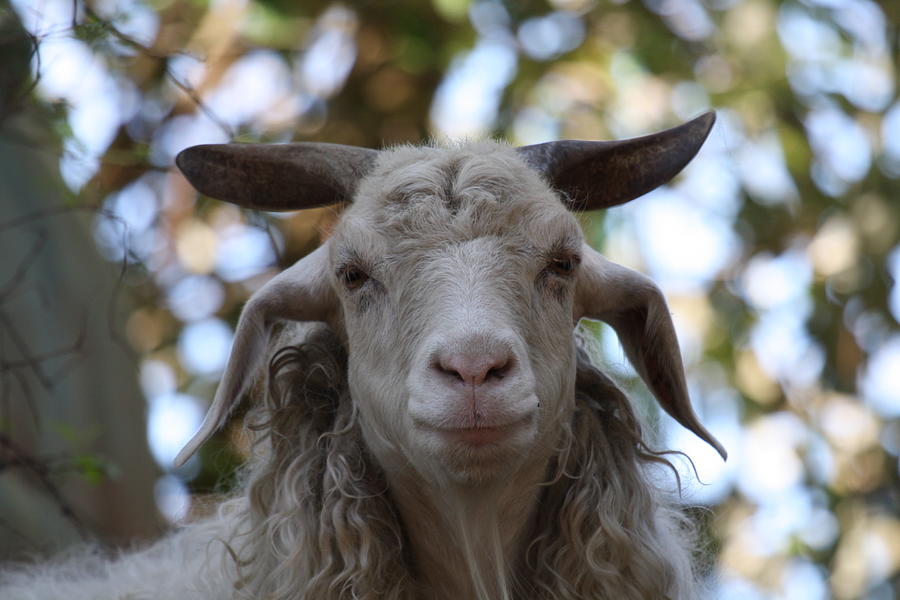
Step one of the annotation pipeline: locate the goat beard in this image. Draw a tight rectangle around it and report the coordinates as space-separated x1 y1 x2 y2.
225 325 701 600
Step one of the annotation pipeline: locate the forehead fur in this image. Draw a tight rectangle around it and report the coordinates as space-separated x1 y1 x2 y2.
343 140 572 244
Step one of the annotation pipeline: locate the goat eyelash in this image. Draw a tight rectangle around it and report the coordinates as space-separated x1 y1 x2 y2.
338 265 371 290
545 253 581 278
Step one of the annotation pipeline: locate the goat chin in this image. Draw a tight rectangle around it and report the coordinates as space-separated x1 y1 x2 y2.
1 327 706 600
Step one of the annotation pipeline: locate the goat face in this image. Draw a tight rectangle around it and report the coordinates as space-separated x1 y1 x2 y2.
172 113 727 484
331 143 582 484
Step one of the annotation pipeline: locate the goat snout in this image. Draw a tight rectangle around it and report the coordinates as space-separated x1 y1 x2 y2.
407 331 538 445
432 347 514 388
422 332 533 422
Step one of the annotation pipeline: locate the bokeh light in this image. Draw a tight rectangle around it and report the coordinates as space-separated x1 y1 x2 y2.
5 0 899 595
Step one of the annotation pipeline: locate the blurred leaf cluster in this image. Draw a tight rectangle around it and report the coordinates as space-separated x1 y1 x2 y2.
2 0 898 597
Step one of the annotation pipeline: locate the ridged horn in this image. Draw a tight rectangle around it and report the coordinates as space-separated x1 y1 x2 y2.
517 111 715 210
175 142 378 211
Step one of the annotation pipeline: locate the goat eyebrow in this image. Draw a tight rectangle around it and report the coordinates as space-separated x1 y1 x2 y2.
544 237 582 259
334 247 391 280
333 247 367 272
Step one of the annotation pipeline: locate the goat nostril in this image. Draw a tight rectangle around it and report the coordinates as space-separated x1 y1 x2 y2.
435 358 465 382
486 359 510 380
434 353 513 386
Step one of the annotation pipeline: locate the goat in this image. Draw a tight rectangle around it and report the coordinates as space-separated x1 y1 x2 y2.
1 112 725 599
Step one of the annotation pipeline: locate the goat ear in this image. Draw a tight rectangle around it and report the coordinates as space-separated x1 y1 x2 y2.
517 111 715 211
174 244 336 467
175 142 378 211
575 245 727 460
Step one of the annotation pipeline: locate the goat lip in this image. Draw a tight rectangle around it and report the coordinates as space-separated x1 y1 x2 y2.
439 426 513 447
431 417 531 447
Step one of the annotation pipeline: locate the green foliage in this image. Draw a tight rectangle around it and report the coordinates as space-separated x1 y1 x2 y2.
71 454 116 485
4 0 899 595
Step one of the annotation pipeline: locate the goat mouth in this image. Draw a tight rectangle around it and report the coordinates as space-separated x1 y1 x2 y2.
430 416 532 447
439 426 516 447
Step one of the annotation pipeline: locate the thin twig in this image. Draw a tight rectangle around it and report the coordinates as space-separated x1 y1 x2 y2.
80 4 233 138
0 433 88 538
163 66 235 138
0 310 52 390
5 362 39 430
0 231 48 301
0 326 86 377
0 206 110 234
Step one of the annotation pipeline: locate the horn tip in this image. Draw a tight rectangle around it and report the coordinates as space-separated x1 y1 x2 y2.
693 110 717 138
175 145 207 177
174 147 190 174
172 445 194 469
708 436 728 461
173 427 210 468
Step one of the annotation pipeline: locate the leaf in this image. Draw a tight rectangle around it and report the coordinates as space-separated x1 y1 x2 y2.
72 454 113 485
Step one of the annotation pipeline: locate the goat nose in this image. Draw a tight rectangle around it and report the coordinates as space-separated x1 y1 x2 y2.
434 347 514 387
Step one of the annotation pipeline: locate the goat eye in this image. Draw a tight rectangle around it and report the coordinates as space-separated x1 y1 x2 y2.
548 256 577 277
341 266 369 290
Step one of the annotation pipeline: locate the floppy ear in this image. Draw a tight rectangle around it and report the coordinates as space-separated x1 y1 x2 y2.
517 112 715 210
174 244 336 467
575 244 727 459
176 142 377 211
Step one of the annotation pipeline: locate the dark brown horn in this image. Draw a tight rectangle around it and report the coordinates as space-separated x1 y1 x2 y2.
517 112 715 210
175 142 378 211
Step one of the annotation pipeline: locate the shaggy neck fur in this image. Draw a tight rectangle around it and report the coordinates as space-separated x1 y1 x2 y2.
385 445 549 600
229 326 700 600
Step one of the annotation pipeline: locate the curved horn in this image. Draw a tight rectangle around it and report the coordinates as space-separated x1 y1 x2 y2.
176 142 378 211
173 244 336 467
517 111 715 211
575 244 727 460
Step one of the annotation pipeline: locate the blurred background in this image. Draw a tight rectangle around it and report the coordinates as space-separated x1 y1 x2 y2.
0 0 897 597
